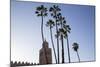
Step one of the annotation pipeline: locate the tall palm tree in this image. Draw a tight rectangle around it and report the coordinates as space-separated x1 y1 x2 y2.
58 28 65 63
49 5 61 63
64 24 71 63
35 5 48 64
57 14 66 63
46 19 57 63
72 42 80 62
35 5 48 42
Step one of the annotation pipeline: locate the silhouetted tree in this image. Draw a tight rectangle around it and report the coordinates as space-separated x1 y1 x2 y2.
22 61 24 65
49 5 61 63
35 5 48 42
72 42 80 62
18 61 21 66
34 63 36 65
31 62 33 65
46 19 57 63
37 63 39 65
25 62 28 65
14 61 17 65
10 61 33 67
57 13 66 63
64 24 71 63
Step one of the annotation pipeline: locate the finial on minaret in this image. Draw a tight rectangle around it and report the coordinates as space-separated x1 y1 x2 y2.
42 38 48 48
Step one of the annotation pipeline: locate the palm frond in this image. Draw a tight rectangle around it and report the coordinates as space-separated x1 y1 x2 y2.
37 14 42 16
35 11 39 14
49 7 53 12
36 7 41 11
44 13 48 16
63 20 66 24
51 13 54 16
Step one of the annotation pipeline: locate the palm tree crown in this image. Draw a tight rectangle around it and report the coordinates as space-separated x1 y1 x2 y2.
46 19 55 28
63 25 71 37
72 42 79 52
49 5 61 19
57 14 67 38
35 5 47 17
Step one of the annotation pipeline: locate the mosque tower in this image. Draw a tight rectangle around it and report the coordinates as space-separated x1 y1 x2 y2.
39 40 52 64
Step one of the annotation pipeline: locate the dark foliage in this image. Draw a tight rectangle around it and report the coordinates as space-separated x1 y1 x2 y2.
10 61 36 67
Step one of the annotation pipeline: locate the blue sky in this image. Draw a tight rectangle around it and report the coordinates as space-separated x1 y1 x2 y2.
11 0 95 64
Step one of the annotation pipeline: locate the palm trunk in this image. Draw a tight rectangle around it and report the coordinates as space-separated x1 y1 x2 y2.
54 12 59 64
41 13 48 64
61 35 64 63
56 21 59 64
50 27 57 64
41 14 44 42
66 36 71 63
76 51 80 62
61 21 64 63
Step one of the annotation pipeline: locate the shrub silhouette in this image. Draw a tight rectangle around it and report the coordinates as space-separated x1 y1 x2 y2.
10 61 34 67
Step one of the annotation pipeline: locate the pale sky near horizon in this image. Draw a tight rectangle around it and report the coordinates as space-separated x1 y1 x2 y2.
11 0 95 64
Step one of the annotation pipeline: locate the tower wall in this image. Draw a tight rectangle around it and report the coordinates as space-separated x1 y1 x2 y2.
39 41 52 64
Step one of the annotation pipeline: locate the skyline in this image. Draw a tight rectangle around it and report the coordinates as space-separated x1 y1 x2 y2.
11 0 95 64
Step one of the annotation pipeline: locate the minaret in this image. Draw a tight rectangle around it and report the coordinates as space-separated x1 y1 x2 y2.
39 40 52 64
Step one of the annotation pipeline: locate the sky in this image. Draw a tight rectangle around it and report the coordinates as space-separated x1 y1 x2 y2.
16 0 96 5
11 0 95 64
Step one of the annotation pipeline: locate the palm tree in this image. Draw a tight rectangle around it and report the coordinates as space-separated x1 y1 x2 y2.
58 28 65 63
72 42 80 62
49 5 61 63
35 5 48 64
57 14 66 63
64 24 71 63
35 5 48 42
46 19 57 63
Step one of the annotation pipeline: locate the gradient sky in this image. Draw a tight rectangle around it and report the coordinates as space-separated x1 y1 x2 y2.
11 0 95 64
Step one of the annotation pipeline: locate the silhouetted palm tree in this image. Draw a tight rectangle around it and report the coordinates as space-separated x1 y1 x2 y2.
64 24 71 63
49 5 61 63
46 19 57 63
35 5 48 42
72 42 80 62
57 14 66 63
